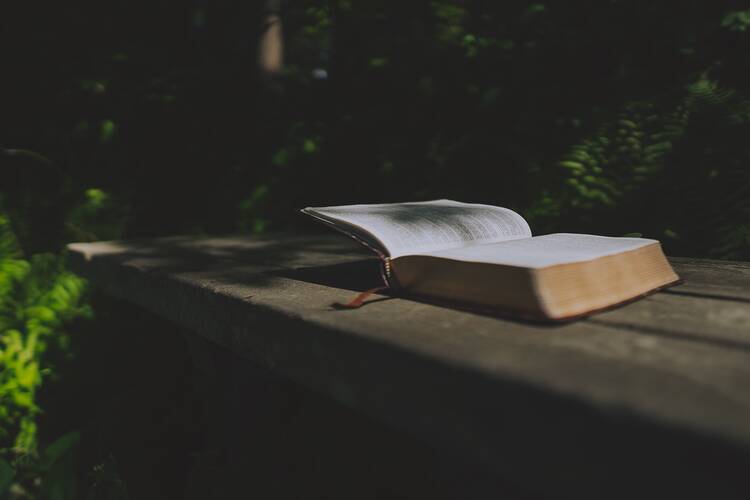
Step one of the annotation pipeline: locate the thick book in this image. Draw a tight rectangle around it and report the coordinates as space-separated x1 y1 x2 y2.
301 200 680 320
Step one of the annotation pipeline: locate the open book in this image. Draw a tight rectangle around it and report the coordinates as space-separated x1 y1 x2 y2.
302 200 680 320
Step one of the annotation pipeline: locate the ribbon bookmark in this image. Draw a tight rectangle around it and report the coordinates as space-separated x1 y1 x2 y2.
333 286 389 309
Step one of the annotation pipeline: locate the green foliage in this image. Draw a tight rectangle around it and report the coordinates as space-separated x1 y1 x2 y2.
1 431 81 500
554 101 686 210
722 10 750 32
238 185 271 233
65 189 126 243
0 248 90 451
0 459 12 497
531 97 689 228
0 204 90 497
5 0 746 259
431 1 468 46
98 120 116 144
528 73 750 259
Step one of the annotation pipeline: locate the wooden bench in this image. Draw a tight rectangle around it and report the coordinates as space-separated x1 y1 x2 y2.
68 233 750 499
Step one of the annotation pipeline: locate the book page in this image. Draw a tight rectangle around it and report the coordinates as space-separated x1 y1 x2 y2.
418 233 657 269
303 200 531 258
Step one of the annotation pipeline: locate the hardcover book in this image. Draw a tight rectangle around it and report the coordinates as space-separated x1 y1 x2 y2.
302 200 680 320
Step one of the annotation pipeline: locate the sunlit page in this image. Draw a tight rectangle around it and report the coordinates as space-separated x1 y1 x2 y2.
420 233 656 268
305 200 531 258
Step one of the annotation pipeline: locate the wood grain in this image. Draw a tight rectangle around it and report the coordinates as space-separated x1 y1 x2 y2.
67 234 750 499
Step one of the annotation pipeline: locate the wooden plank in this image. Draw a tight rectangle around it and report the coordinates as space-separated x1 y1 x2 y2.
589 290 750 347
669 257 750 301
67 234 750 499
588 258 750 348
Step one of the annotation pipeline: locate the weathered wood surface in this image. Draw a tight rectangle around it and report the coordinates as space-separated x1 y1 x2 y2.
68 234 750 499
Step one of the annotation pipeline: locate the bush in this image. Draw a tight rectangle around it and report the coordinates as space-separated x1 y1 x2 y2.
0 211 91 496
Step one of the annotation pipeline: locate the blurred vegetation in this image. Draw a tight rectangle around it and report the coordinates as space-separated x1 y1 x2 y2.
0 215 89 498
2 1 748 256
1 0 749 497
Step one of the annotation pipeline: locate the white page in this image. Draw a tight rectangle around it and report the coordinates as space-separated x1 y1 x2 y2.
418 233 657 269
303 200 531 258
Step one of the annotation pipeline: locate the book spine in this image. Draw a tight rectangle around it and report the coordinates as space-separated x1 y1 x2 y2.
302 209 396 290
381 257 395 289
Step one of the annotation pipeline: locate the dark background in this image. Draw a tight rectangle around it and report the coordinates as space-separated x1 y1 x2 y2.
4 1 750 258
1 1 749 498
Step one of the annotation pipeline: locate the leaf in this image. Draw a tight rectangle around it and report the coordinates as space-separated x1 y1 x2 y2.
302 138 317 154
99 120 116 143
41 436 79 500
0 458 13 495
41 431 81 469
